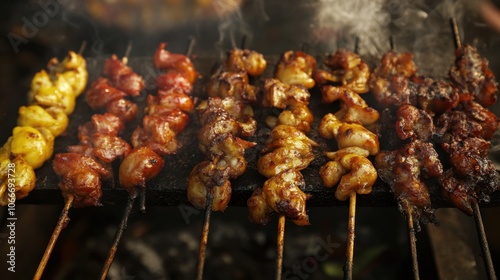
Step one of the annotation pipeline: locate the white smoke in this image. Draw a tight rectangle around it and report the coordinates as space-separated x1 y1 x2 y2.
313 0 391 58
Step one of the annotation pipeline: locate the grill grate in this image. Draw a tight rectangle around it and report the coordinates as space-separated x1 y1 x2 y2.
3 33 499 280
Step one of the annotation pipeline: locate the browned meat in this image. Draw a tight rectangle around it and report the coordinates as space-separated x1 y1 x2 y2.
103 54 145 96
412 76 459 115
449 44 498 107
224 48 267 77
370 51 418 107
274 50 316 89
395 104 434 141
156 72 193 95
313 48 370 93
153 42 198 84
53 153 112 208
248 170 310 226
375 140 442 225
119 147 165 193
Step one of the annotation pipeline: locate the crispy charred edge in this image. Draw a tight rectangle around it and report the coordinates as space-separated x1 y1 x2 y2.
187 48 263 212
371 47 500 220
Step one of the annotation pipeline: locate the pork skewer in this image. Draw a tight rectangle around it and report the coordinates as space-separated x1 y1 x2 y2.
449 17 497 280
370 39 438 280
99 39 198 279
34 43 141 280
189 47 266 280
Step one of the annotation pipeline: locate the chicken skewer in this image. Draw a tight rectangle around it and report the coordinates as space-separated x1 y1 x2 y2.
313 40 378 280
189 47 266 280
30 42 89 280
100 39 198 280
449 17 497 280
247 50 317 280
0 44 89 207
34 43 141 280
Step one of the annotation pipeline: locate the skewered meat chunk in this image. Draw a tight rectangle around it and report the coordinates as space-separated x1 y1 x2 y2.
119 147 165 193
86 77 139 123
187 161 232 212
262 79 313 132
248 170 310 226
53 153 112 208
257 125 316 178
153 42 198 84
47 51 88 97
321 86 379 126
319 114 379 155
68 113 131 163
131 114 180 156
156 72 193 95
17 105 68 137
9 126 54 169
0 152 35 205
313 49 370 93
224 48 267 76
449 44 498 107
29 70 76 115
262 78 310 108
395 104 434 141
103 54 145 96
207 68 258 103
375 140 442 224
369 51 418 107
197 97 256 136
412 76 459 115
320 147 377 201
274 50 316 89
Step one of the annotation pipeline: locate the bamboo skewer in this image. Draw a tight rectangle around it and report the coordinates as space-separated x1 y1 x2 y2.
471 199 497 280
33 195 74 280
343 38 362 280
99 189 138 280
450 17 497 280
344 192 356 280
195 190 214 280
406 202 420 280
275 215 286 280
33 41 88 280
388 36 420 279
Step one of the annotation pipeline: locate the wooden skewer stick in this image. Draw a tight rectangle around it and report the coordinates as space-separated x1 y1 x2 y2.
449 16 497 280
471 199 497 280
99 189 138 280
387 35 420 279
450 17 462 49
275 215 286 280
33 40 89 280
195 189 214 280
343 38 361 280
78 41 87 55
344 192 356 280
406 202 420 280
33 195 74 280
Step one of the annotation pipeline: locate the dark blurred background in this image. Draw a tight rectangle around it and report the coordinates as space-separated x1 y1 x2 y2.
0 0 500 279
